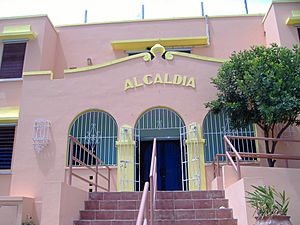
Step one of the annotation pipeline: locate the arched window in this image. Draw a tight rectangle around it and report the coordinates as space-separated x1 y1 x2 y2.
69 110 118 165
135 107 185 140
202 111 256 162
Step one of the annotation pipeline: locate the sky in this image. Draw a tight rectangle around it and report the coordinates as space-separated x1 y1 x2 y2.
0 0 272 26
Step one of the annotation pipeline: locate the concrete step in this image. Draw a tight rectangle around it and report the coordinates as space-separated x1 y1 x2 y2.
89 192 142 201
156 190 225 200
80 210 138 220
74 219 237 225
155 208 233 220
85 200 141 210
74 190 237 225
89 190 225 201
156 198 228 209
74 220 135 225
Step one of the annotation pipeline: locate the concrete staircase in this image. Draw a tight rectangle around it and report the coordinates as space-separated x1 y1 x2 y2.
73 190 237 225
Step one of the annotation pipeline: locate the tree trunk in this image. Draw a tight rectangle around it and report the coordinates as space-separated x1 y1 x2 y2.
267 158 276 167
264 129 276 167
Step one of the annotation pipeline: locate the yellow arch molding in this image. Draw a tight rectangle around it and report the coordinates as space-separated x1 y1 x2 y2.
64 52 151 74
65 44 225 75
167 51 226 63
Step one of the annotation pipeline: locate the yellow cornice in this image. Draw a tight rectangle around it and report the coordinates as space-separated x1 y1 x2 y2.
286 16 300 25
0 106 19 123
111 36 208 51
0 14 48 21
286 10 300 25
0 25 37 41
23 70 53 79
56 14 264 28
272 0 300 3
65 52 151 74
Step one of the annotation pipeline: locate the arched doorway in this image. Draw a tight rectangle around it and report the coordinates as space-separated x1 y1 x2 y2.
134 107 186 191
68 110 118 165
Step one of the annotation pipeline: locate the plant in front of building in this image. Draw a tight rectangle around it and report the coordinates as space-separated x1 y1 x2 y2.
246 185 292 225
206 44 300 167
22 215 35 225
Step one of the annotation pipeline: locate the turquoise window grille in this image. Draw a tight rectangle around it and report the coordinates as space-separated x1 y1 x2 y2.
202 111 256 162
69 110 118 165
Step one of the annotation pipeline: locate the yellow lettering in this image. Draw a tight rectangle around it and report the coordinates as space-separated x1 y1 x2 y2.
186 77 196 88
125 74 196 91
124 79 134 91
182 76 187 86
133 77 143 87
143 74 153 85
154 73 163 84
173 74 183 85
164 73 173 84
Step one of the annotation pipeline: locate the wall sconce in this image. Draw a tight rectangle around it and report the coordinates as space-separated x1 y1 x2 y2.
87 58 93 66
32 119 51 152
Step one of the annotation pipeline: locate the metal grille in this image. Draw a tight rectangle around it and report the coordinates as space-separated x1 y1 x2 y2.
0 125 15 170
134 107 185 191
180 126 189 191
135 107 185 131
203 111 256 162
69 110 118 165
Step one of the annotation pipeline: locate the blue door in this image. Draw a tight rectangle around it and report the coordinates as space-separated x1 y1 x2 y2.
140 140 182 191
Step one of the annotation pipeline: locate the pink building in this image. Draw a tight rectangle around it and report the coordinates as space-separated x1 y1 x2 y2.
0 1 300 225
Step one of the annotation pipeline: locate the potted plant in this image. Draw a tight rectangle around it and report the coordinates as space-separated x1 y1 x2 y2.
246 185 292 225
22 215 35 225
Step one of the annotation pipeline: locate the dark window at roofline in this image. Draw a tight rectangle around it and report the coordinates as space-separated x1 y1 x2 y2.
0 125 16 170
0 42 26 79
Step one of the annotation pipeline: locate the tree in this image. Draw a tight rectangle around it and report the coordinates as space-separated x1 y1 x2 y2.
206 44 300 167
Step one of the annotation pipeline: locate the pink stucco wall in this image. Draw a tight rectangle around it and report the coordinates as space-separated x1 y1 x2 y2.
273 3 300 48
193 15 265 57
9 53 221 198
223 165 300 225
263 5 281 46
263 3 300 47
54 15 265 77
1 2 300 224
0 80 22 107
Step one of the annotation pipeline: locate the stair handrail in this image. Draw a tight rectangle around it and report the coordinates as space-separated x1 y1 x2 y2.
136 138 157 225
136 182 150 225
149 138 157 225
68 135 111 192
219 135 300 180
224 135 242 179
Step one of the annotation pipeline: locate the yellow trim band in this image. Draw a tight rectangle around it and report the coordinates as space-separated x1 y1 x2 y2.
111 36 208 51
0 25 37 41
0 107 19 122
23 70 53 80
